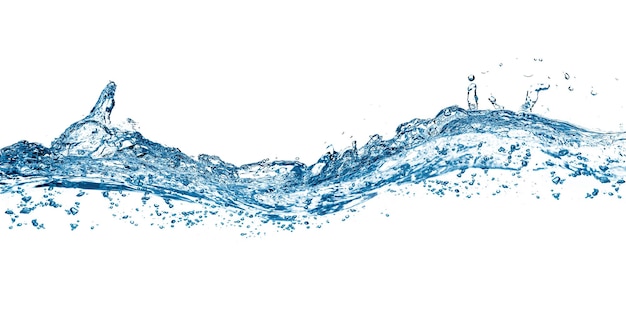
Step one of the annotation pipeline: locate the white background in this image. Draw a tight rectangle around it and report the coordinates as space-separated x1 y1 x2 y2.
1 1 626 312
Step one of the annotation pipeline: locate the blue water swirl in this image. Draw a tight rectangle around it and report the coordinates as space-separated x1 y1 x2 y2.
1 81 625 233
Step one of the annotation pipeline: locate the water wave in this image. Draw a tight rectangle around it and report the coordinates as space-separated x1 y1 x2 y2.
2 74 625 233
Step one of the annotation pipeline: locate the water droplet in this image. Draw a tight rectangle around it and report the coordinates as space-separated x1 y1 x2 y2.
537 83 550 91
564 72 570 80
468 74 475 82
568 86 574 91
488 95 502 109
591 89 597 96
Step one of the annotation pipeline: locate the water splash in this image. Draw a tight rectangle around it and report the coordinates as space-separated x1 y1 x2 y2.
521 83 551 112
2 62 625 234
467 75 479 110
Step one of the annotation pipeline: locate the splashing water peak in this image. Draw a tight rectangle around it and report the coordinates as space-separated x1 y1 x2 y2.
87 81 116 124
51 81 119 158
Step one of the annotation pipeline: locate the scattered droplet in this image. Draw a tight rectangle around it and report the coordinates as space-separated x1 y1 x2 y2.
591 89 597 96
564 72 570 80
468 74 475 82
488 95 502 109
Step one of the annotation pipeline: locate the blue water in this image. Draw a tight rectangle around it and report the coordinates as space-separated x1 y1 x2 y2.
2 68 625 234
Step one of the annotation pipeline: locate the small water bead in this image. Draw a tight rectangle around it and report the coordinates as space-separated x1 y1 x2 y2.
468 74 475 82
568 86 574 91
564 72 570 80
591 89 597 96
31 219 42 228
